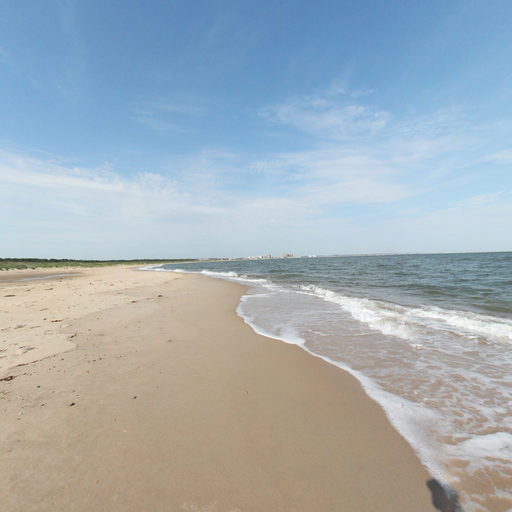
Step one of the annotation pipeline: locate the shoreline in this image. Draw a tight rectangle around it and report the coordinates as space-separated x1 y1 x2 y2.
0 266 435 511
0 267 86 283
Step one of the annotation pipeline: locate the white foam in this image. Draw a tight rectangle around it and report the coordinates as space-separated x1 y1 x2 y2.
200 269 240 278
300 285 415 339
453 432 512 462
236 295 306 346
196 269 274 287
447 431 512 508
411 306 512 343
300 284 512 345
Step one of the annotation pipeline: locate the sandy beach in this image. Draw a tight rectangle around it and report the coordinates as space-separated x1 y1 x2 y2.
0 266 435 511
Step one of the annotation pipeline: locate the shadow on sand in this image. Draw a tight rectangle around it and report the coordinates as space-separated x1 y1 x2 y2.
427 479 464 512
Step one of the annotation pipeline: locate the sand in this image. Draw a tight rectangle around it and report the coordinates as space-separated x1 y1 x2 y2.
0 266 435 511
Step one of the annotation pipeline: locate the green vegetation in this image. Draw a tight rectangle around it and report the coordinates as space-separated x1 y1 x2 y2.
0 258 196 271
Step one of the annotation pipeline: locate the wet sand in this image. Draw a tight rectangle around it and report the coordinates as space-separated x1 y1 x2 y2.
0 266 435 511
0 267 83 283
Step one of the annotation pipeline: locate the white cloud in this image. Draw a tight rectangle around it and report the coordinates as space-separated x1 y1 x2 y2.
261 93 390 139
0 150 223 226
0 141 414 244
0 155 123 193
488 150 512 163
2 85 511 258
298 177 411 205
246 147 414 205
451 191 509 208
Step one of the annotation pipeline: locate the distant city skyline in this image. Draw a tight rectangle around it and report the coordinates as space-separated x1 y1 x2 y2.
1 1 511 258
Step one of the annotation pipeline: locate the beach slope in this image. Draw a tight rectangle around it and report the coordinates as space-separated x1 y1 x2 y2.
0 267 434 511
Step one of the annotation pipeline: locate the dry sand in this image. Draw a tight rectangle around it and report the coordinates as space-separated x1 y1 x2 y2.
0 266 436 511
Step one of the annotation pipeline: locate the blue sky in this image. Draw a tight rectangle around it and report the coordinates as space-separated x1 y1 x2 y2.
1 0 511 258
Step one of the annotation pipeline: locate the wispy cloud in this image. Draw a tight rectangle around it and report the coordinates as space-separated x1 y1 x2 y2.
2 82 511 257
0 150 220 223
0 152 121 192
0 139 413 238
450 190 511 209
132 97 206 133
260 85 511 194
487 150 512 163
261 92 390 139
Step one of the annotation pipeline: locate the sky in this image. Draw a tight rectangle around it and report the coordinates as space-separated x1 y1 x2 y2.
1 0 511 259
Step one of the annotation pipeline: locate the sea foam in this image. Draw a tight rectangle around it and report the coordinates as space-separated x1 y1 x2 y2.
300 284 512 345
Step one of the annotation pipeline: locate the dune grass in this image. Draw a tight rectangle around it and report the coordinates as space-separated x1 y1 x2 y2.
0 258 196 271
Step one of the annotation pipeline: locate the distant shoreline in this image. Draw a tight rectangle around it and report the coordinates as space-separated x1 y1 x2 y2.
0 258 197 272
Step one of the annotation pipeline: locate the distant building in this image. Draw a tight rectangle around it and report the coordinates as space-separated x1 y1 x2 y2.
246 254 273 260
282 253 294 258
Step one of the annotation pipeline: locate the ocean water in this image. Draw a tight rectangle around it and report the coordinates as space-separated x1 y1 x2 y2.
150 253 512 511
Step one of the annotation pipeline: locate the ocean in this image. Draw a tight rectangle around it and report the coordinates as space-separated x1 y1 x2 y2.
148 252 512 511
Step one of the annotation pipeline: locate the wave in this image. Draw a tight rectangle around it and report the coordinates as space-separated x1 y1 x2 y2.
237 295 307 346
147 267 512 345
200 269 240 278
299 284 414 339
410 306 512 343
300 284 512 345
199 269 273 286
138 265 168 271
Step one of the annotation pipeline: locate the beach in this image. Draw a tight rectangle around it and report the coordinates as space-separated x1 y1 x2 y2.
0 266 434 511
